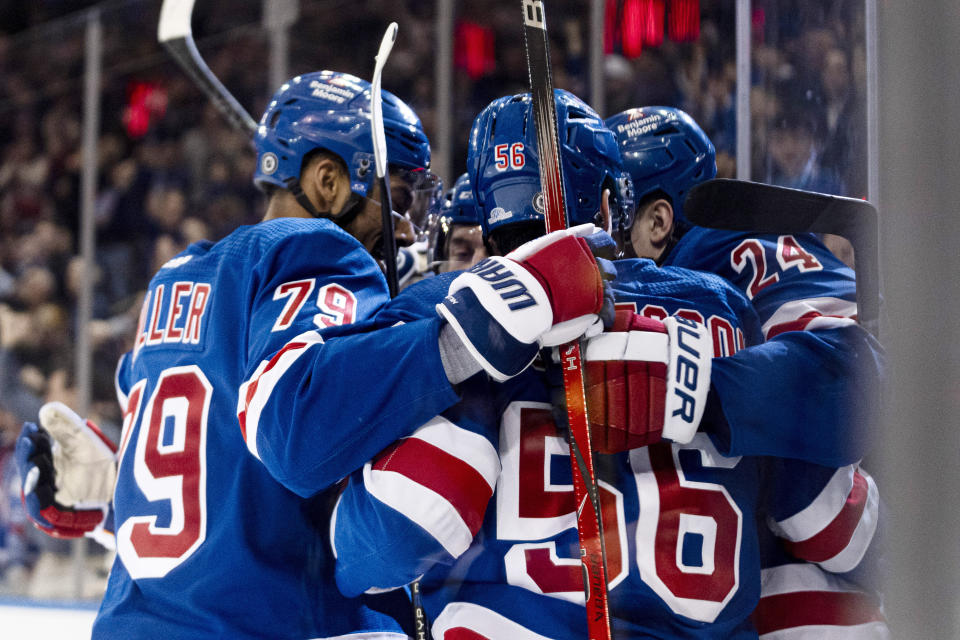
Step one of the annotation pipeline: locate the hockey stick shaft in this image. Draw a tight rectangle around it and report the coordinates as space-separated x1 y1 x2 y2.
158 0 258 137
684 179 880 338
521 2 613 638
372 23 401 298
371 23 426 636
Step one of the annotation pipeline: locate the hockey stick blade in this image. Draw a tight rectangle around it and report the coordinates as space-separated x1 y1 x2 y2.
521 2 613 638
372 23 398 180
158 0 258 137
371 22 400 298
684 178 880 337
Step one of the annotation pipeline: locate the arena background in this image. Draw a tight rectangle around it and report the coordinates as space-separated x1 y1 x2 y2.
0 1 957 637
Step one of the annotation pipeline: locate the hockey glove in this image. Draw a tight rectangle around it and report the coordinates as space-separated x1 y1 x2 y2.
437 224 616 381
583 309 713 452
16 402 117 539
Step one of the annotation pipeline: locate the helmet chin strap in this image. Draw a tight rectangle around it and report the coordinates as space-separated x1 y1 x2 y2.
285 177 366 227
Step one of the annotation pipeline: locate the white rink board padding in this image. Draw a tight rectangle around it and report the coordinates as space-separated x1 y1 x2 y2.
0 600 97 639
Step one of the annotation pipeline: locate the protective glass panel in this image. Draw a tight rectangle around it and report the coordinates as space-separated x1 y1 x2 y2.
751 1 869 199
0 5 878 640
0 0 269 607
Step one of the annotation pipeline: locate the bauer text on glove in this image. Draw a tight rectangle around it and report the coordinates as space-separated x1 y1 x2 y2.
583 311 712 452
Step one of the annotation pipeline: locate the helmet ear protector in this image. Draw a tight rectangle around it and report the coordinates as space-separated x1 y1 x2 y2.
277 151 366 224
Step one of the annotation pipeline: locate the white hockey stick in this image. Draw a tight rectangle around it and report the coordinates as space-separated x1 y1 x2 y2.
370 21 428 638
371 22 401 297
158 0 257 136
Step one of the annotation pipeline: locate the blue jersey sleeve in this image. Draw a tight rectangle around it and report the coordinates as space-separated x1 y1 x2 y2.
333 378 500 597
707 325 884 466
669 229 885 465
237 220 459 497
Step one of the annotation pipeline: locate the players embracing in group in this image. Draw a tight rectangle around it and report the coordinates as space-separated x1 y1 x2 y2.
333 91 887 639
15 58 886 640
15 71 615 639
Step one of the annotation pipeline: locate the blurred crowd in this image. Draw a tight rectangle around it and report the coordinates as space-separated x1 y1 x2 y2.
0 0 868 598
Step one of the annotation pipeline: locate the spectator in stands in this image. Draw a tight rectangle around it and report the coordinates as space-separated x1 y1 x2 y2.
765 103 844 195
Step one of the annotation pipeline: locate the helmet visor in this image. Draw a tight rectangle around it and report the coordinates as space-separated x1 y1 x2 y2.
390 166 442 232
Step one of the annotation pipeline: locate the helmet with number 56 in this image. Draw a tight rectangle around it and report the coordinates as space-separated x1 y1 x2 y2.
467 90 634 246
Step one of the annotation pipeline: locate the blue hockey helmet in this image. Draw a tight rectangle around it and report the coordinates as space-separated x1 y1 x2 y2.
254 70 438 220
429 172 484 267
467 90 634 238
605 106 716 226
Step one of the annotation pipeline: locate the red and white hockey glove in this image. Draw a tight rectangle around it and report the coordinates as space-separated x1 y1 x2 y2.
15 402 117 539
583 309 712 452
437 224 616 381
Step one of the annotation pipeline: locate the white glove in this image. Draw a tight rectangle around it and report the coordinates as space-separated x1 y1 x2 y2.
437 224 616 381
41 402 117 507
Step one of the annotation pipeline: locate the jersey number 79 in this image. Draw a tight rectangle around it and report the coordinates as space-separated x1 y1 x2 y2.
115 365 212 579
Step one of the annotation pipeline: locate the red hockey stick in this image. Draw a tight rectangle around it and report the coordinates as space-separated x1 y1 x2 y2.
520 2 613 638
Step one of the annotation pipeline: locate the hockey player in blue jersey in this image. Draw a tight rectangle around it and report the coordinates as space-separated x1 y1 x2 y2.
330 91 884 638
428 173 488 274
601 106 888 638
603 106 884 468
14 72 618 640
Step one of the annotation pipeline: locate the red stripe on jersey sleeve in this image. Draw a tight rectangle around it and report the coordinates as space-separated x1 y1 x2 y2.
237 341 308 443
752 589 885 633
373 437 493 535
443 628 491 640
765 311 822 339
783 470 868 562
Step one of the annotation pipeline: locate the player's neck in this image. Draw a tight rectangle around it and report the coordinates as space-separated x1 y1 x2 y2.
262 191 313 222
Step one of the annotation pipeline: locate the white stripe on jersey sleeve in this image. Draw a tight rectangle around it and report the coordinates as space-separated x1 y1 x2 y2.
412 416 501 490
818 470 880 574
238 330 325 461
363 417 500 558
761 296 858 339
759 623 891 640
770 466 856 542
363 465 472 557
756 563 890 639
757 564 890 640
114 352 130 408
760 562 861 597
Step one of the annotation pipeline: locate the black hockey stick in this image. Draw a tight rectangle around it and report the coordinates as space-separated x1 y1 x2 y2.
371 22 401 298
684 178 880 338
370 22 428 637
160 1 407 290
520 2 613 638
158 0 257 138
